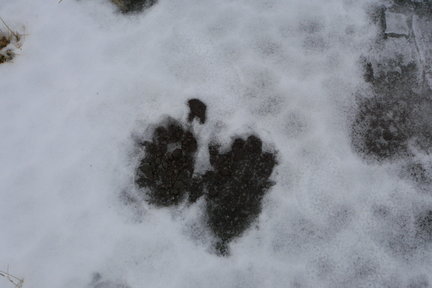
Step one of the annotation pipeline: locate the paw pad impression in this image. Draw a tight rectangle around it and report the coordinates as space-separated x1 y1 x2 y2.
135 99 277 255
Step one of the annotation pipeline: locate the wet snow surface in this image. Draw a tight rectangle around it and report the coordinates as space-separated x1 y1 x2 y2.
1 0 432 287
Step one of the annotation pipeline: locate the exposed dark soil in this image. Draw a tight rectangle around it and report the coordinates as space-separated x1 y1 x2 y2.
204 135 277 255
188 98 207 124
135 119 201 206
134 99 278 255
111 0 157 13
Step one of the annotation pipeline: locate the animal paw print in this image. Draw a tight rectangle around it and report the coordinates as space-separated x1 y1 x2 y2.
204 135 277 254
135 119 201 206
135 99 277 255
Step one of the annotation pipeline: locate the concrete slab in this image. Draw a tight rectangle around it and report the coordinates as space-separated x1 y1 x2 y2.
385 11 410 37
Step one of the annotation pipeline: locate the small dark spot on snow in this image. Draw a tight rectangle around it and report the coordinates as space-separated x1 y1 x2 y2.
187 98 207 124
111 0 157 14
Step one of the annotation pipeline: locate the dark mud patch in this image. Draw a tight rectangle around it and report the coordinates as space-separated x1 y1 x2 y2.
352 61 432 161
187 98 207 124
135 119 201 206
134 99 278 255
111 0 157 14
204 135 277 255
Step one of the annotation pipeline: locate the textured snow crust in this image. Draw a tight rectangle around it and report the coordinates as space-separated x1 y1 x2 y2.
0 0 431 287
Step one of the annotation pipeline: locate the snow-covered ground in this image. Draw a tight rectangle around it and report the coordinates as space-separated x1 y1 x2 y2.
0 0 431 287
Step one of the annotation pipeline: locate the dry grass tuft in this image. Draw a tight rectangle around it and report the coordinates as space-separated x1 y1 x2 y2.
0 17 22 64
0 270 24 288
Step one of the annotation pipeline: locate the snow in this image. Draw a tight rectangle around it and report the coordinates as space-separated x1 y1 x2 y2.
0 0 431 287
